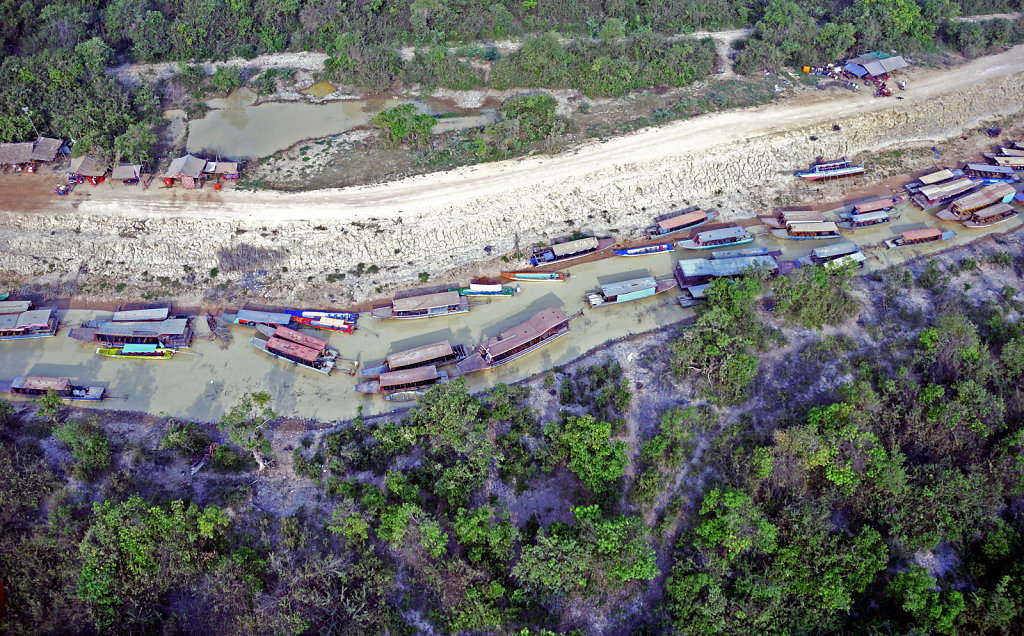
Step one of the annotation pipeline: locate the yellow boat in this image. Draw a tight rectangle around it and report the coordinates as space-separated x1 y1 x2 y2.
96 344 174 359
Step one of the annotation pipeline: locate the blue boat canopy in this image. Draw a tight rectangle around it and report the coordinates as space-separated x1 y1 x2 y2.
123 343 158 353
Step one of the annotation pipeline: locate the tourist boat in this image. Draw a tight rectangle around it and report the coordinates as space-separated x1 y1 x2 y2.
841 197 902 218
796 241 866 269
645 208 719 238
500 271 568 282
587 276 677 308
529 236 615 266
96 344 175 359
770 221 842 240
613 242 674 257
963 163 1018 183
885 227 956 249
961 203 1019 228
249 325 340 375
457 307 571 375
796 157 865 180
359 340 469 379
837 211 893 230
371 291 469 320
676 226 754 250
227 309 293 328
0 307 59 341
8 376 105 401
710 246 774 259
759 209 825 230
355 365 450 397
284 309 357 333
936 183 1016 221
450 283 517 297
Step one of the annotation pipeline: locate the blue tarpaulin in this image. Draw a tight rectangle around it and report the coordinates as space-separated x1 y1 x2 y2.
844 63 868 77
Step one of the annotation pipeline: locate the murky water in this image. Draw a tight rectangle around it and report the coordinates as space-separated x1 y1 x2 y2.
2 198 1019 423
301 81 337 98
432 109 499 134
185 89 401 158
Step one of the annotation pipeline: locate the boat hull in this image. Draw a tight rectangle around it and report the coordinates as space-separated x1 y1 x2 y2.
500 271 568 282
676 236 754 250
963 212 1019 228
613 243 674 257
458 327 570 374
769 229 842 240
588 279 678 307
96 347 174 359
797 167 865 180
249 337 334 375
884 231 957 249
837 219 890 230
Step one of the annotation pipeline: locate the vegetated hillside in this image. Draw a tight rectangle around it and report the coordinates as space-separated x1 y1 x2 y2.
1 239 1023 634
2 1 1023 163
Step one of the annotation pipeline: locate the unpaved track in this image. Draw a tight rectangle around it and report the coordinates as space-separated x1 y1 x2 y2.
19 44 1024 224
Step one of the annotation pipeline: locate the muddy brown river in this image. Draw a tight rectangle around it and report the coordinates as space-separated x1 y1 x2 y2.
1 197 1020 422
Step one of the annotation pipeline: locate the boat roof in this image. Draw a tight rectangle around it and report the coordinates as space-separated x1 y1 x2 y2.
953 183 1015 209
677 255 778 278
812 241 860 259
1001 147 1024 157
972 202 1015 219
711 246 770 259
111 163 143 179
903 227 942 240
601 276 656 297
918 178 975 199
237 309 292 324
850 211 890 222
657 210 706 231
0 300 32 314
16 309 53 328
392 291 461 312
813 157 850 167
123 343 159 353
469 283 503 292
853 198 894 213
696 226 748 241
274 325 327 351
267 337 320 362
551 237 598 256
97 318 188 336
919 169 955 184
112 307 169 322
483 307 570 359
379 365 439 387
994 156 1024 166
966 162 1013 174
778 210 825 222
12 376 70 391
387 341 454 368
788 221 839 232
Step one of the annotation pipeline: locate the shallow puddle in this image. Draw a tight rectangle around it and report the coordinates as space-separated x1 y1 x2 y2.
301 81 337 98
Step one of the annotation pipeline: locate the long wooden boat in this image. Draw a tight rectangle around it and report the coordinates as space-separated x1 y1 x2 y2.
457 307 571 375
837 211 893 230
961 203 1019 228
613 242 674 257
291 314 355 334
588 276 677 308
8 375 105 401
645 208 718 238
228 309 293 328
500 271 568 282
885 227 956 249
676 226 754 250
796 157 865 180
911 177 980 210
450 283 516 297
97 344 174 359
371 291 469 320
356 365 450 397
249 325 340 375
529 237 615 266
359 340 468 379
845 196 905 216
770 221 842 240
759 210 825 230
936 183 1016 221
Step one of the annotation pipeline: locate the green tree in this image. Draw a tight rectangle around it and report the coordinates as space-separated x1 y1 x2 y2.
54 419 111 482
695 488 778 560
371 103 436 147
557 414 628 491
218 392 277 472
34 390 64 427
887 564 965 634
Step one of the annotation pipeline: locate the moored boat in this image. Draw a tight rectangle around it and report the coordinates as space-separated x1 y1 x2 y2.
228 309 293 328
676 226 754 250
8 375 105 401
457 307 571 375
885 227 956 249
961 203 1019 228
97 344 175 359
500 271 569 282
359 340 469 379
371 291 469 320
837 211 893 230
292 314 355 334
770 221 842 240
356 365 450 397
645 208 718 238
844 196 904 216
587 276 678 308
530 236 615 266
613 242 674 257
936 183 1016 221
249 325 341 375
759 209 825 230
796 157 865 180
0 307 59 341
450 283 517 297
796 241 866 269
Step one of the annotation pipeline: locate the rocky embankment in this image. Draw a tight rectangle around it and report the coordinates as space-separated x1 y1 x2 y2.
2 68 1022 301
